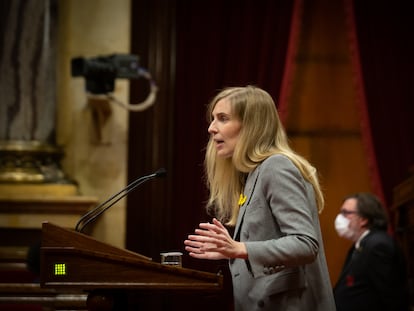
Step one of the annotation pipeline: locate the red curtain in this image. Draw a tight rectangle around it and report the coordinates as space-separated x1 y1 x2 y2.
345 0 414 208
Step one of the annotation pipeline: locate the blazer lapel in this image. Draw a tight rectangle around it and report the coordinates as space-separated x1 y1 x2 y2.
233 165 261 240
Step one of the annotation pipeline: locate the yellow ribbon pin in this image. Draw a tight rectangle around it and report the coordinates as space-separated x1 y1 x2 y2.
238 193 247 206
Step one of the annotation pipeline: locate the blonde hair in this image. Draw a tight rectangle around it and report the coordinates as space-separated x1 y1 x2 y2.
205 86 324 226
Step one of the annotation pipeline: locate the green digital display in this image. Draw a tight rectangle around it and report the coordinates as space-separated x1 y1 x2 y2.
54 263 67 276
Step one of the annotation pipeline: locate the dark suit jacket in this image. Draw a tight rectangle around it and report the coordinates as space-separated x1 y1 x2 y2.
333 230 410 311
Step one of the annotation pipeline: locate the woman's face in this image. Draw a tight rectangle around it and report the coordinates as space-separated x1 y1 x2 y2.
208 98 242 158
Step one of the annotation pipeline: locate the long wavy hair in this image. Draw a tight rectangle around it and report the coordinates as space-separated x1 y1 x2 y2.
204 86 324 226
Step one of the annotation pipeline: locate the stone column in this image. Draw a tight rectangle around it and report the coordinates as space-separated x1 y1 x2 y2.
0 0 69 184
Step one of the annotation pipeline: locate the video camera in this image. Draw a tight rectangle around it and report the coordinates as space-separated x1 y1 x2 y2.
71 54 140 94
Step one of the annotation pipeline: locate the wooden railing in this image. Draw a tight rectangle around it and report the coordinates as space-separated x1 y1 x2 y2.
0 283 87 310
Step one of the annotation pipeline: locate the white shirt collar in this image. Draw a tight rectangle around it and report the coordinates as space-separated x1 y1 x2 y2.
355 229 370 249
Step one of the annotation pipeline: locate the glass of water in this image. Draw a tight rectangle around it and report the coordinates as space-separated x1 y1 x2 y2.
160 251 183 267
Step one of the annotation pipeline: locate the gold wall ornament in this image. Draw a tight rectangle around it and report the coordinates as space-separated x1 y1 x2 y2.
0 140 71 184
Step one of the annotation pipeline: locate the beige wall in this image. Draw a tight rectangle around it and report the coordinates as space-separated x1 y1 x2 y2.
57 0 131 248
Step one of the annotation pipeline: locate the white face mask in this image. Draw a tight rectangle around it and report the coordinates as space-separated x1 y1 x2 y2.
334 214 354 240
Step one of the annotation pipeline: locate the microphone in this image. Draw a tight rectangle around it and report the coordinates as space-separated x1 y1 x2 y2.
75 168 167 233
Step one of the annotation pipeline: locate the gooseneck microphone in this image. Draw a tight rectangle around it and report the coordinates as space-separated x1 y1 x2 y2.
75 168 167 233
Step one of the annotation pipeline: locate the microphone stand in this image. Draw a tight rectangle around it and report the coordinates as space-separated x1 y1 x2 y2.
75 168 166 233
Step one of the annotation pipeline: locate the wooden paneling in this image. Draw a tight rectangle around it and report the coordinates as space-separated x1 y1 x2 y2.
393 169 414 307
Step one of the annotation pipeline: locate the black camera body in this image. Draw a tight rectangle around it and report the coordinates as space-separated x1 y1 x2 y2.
71 54 140 94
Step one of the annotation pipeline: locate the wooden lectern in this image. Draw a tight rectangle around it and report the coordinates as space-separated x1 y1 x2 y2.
40 222 224 310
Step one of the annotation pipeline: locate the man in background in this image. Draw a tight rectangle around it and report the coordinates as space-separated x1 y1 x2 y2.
333 192 410 311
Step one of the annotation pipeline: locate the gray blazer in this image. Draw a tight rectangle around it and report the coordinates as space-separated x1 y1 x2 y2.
229 154 336 311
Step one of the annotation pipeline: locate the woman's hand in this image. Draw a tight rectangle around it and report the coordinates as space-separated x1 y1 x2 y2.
184 218 247 260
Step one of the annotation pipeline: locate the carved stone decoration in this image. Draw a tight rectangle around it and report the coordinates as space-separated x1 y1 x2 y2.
0 140 68 183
